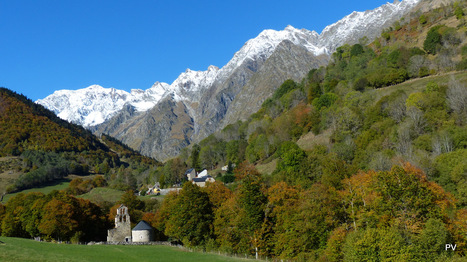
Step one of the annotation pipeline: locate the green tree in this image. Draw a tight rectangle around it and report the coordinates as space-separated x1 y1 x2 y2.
416 218 450 261
455 5 464 20
190 144 201 171
312 93 338 111
273 79 298 100
350 44 364 57
237 171 267 257
0 203 4 235
164 182 213 246
419 14 427 24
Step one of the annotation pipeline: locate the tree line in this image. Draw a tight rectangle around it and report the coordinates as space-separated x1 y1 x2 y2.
144 163 466 261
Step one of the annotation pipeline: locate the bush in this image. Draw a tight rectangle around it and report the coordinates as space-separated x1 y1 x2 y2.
419 14 427 25
456 58 467 70
424 26 442 54
273 79 298 100
354 77 368 91
350 44 364 57
455 6 464 20
312 93 339 111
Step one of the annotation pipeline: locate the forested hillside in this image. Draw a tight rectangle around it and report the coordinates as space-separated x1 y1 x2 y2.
143 2 467 260
0 88 159 193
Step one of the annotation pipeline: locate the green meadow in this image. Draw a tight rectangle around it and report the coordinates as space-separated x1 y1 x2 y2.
0 237 250 262
1 180 70 204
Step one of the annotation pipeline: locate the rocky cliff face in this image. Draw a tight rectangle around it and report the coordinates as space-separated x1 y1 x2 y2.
219 40 329 129
39 0 422 161
95 96 194 160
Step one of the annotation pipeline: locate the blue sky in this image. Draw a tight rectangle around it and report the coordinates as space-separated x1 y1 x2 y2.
1 0 390 101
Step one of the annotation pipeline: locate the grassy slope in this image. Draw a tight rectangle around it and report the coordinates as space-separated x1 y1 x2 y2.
368 71 467 102
78 187 165 204
1 181 70 204
78 187 125 203
0 237 249 262
295 71 467 152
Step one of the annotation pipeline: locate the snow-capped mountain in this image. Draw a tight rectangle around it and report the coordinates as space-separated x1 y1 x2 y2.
171 65 220 102
215 25 324 82
36 82 170 126
319 0 421 51
37 0 422 160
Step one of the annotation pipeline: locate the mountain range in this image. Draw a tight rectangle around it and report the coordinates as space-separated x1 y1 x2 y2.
37 0 424 161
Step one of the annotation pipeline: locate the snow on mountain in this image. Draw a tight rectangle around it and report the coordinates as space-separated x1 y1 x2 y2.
130 82 171 111
36 67 220 127
319 0 421 51
171 65 220 102
37 0 420 127
36 83 170 126
213 25 325 84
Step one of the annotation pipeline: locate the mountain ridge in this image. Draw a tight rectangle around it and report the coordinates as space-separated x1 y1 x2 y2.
37 0 423 161
37 0 421 128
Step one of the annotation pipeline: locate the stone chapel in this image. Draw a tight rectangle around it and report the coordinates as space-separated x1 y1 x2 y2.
107 204 132 243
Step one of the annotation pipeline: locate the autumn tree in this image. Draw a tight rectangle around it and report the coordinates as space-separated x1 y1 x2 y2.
38 199 78 241
203 181 232 210
214 196 244 253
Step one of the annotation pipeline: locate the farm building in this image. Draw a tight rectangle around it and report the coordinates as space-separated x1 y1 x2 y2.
185 168 197 181
192 176 215 187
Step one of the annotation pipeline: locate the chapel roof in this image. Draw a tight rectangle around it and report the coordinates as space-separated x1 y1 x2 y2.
132 220 153 231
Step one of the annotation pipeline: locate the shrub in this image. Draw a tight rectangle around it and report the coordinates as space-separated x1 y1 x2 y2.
312 93 339 111
423 26 442 54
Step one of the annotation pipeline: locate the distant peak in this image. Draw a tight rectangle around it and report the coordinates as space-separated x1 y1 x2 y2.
150 81 169 88
86 84 104 90
208 65 219 71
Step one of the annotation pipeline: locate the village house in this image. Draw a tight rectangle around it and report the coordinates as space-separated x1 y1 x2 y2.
185 168 197 181
185 168 215 187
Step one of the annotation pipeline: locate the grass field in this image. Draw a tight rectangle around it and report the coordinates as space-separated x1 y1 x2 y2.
1 180 70 204
78 187 125 203
0 237 251 262
77 187 165 205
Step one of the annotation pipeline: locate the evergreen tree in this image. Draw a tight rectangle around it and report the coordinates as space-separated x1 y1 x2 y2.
190 144 201 171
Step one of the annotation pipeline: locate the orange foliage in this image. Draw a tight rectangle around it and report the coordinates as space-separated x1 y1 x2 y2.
203 181 232 209
234 161 261 181
340 163 457 233
141 212 158 228
292 103 312 128
451 209 467 254
267 182 299 208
